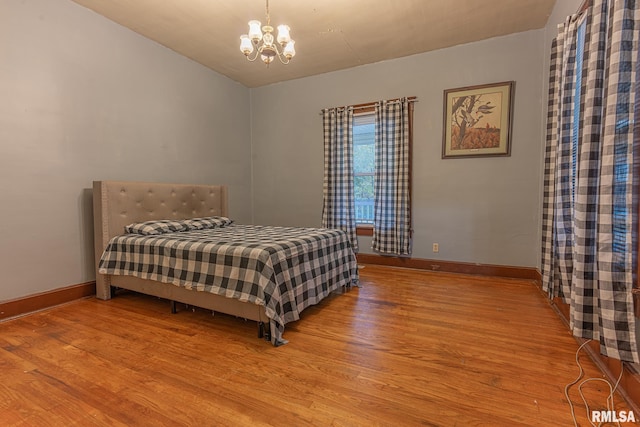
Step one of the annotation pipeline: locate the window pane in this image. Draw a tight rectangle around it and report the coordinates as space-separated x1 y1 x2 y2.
354 175 374 199
354 113 376 224
571 19 586 203
355 175 374 224
354 142 374 173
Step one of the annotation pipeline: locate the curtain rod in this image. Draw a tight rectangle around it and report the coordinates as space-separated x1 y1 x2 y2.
320 96 417 114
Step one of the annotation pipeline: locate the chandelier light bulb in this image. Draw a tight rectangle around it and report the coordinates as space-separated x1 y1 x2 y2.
239 35 254 55
248 20 262 41
277 25 291 44
283 40 296 59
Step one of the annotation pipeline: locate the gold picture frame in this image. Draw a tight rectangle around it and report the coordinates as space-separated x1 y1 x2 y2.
442 81 514 158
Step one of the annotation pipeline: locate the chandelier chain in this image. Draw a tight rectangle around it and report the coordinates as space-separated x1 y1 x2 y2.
266 0 270 25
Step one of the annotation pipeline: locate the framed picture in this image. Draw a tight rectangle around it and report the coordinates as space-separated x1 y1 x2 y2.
442 81 515 159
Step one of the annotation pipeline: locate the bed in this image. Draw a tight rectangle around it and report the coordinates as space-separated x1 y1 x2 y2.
93 181 358 345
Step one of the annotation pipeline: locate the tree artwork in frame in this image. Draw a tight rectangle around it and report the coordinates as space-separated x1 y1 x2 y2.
442 81 514 158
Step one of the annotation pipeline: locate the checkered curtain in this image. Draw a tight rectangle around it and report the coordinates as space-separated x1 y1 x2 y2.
371 99 412 255
321 107 358 251
542 15 581 302
541 0 639 363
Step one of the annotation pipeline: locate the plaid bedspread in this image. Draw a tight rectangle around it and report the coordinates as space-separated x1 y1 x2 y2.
98 224 359 345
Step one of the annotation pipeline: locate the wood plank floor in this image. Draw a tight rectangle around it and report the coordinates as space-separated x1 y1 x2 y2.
0 265 636 426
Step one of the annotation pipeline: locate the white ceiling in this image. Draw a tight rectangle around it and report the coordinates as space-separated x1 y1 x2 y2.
70 0 557 88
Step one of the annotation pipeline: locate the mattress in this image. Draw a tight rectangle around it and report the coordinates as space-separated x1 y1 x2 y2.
98 223 359 344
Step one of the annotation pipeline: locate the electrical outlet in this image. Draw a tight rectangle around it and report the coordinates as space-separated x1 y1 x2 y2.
433 243 439 253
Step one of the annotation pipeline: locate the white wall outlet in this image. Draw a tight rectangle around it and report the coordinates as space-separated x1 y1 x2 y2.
433 243 439 253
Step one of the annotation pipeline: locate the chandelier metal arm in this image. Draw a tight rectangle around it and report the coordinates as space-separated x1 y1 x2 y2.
243 40 290 63
244 50 261 62
276 55 291 65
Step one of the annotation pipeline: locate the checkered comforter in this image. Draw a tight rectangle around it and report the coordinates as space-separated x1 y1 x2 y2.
98 224 358 345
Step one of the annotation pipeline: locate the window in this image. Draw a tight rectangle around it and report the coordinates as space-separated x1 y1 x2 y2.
353 112 375 226
351 101 414 237
322 97 414 252
571 18 586 204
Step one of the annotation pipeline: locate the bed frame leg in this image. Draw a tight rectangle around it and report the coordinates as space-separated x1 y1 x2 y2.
258 321 271 341
170 300 177 314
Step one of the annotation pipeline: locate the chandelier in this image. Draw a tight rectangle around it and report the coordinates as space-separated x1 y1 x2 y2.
239 0 296 66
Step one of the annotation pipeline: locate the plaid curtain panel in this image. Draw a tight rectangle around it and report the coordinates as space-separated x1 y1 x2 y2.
542 0 639 363
321 107 358 252
594 0 638 362
541 31 562 297
555 16 580 301
570 0 607 346
371 98 412 255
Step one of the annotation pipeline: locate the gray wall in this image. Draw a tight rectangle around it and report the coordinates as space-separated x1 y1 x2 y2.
0 0 251 300
251 30 546 268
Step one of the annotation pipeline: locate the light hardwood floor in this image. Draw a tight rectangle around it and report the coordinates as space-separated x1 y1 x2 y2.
0 265 635 426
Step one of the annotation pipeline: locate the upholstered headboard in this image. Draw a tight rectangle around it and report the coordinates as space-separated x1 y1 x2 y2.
92 181 228 299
